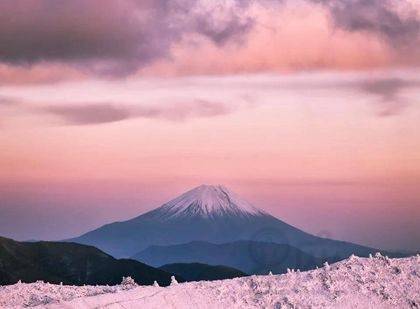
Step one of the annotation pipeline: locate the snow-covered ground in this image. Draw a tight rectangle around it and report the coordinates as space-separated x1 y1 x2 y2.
0 277 138 308
1 254 419 308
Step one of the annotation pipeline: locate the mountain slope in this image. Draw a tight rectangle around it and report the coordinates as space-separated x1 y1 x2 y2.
134 240 323 275
159 263 247 281
0 236 181 286
70 184 402 260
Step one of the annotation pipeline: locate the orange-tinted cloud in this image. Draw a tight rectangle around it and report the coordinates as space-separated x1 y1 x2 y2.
148 2 392 76
0 63 86 85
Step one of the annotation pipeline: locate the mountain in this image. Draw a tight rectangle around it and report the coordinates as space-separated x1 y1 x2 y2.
0 236 182 286
159 262 247 281
134 240 322 274
70 184 401 260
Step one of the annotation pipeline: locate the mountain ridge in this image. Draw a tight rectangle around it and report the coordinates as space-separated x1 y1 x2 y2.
0 236 182 286
134 240 323 275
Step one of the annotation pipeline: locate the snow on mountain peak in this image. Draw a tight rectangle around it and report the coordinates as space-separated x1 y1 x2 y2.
155 184 266 219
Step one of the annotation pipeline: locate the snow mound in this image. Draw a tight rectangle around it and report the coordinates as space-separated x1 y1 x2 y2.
1 255 418 308
154 184 266 219
0 281 132 308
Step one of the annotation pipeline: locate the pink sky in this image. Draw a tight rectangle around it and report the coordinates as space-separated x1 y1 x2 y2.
0 0 419 251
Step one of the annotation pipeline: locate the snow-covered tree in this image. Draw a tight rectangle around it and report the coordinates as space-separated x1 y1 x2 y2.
171 276 178 285
120 276 137 289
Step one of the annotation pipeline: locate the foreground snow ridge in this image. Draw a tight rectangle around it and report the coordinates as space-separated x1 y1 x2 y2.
1 255 419 308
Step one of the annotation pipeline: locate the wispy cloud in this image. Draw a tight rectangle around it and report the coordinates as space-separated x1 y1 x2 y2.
2 72 418 127
43 104 131 125
0 96 21 106
360 78 418 117
39 100 232 126
278 73 420 117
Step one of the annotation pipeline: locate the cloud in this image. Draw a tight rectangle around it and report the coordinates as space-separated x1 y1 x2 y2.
277 72 420 117
0 0 253 76
0 0 419 80
190 3 254 45
0 1 172 74
0 63 87 85
0 96 21 106
0 96 23 128
360 78 419 117
40 100 232 125
43 104 131 125
314 0 420 48
142 0 420 76
286 73 420 117
0 94 22 108
133 100 232 121
361 78 407 101
294 74 420 117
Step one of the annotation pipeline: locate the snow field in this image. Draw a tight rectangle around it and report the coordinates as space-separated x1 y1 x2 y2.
0 254 418 308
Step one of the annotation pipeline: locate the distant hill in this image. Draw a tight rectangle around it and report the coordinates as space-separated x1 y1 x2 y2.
134 240 324 275
160 263 247 281
0 236 182 286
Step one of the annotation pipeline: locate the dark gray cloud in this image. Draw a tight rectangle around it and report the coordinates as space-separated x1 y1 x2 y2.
0 96 21 106
315 76 419 117
0 1 166 71
43 104 131 125
361 78 407 102
0 97 9 105
41 100 232 125
277 75 419 117
192 10 254 45
0 0 253 75
313 0 420 54
360 78 419 117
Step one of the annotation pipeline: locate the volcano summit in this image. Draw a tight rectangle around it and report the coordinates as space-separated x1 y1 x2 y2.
148 185 267 219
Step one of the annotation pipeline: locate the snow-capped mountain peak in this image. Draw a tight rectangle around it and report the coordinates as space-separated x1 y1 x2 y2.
154 184 266 219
